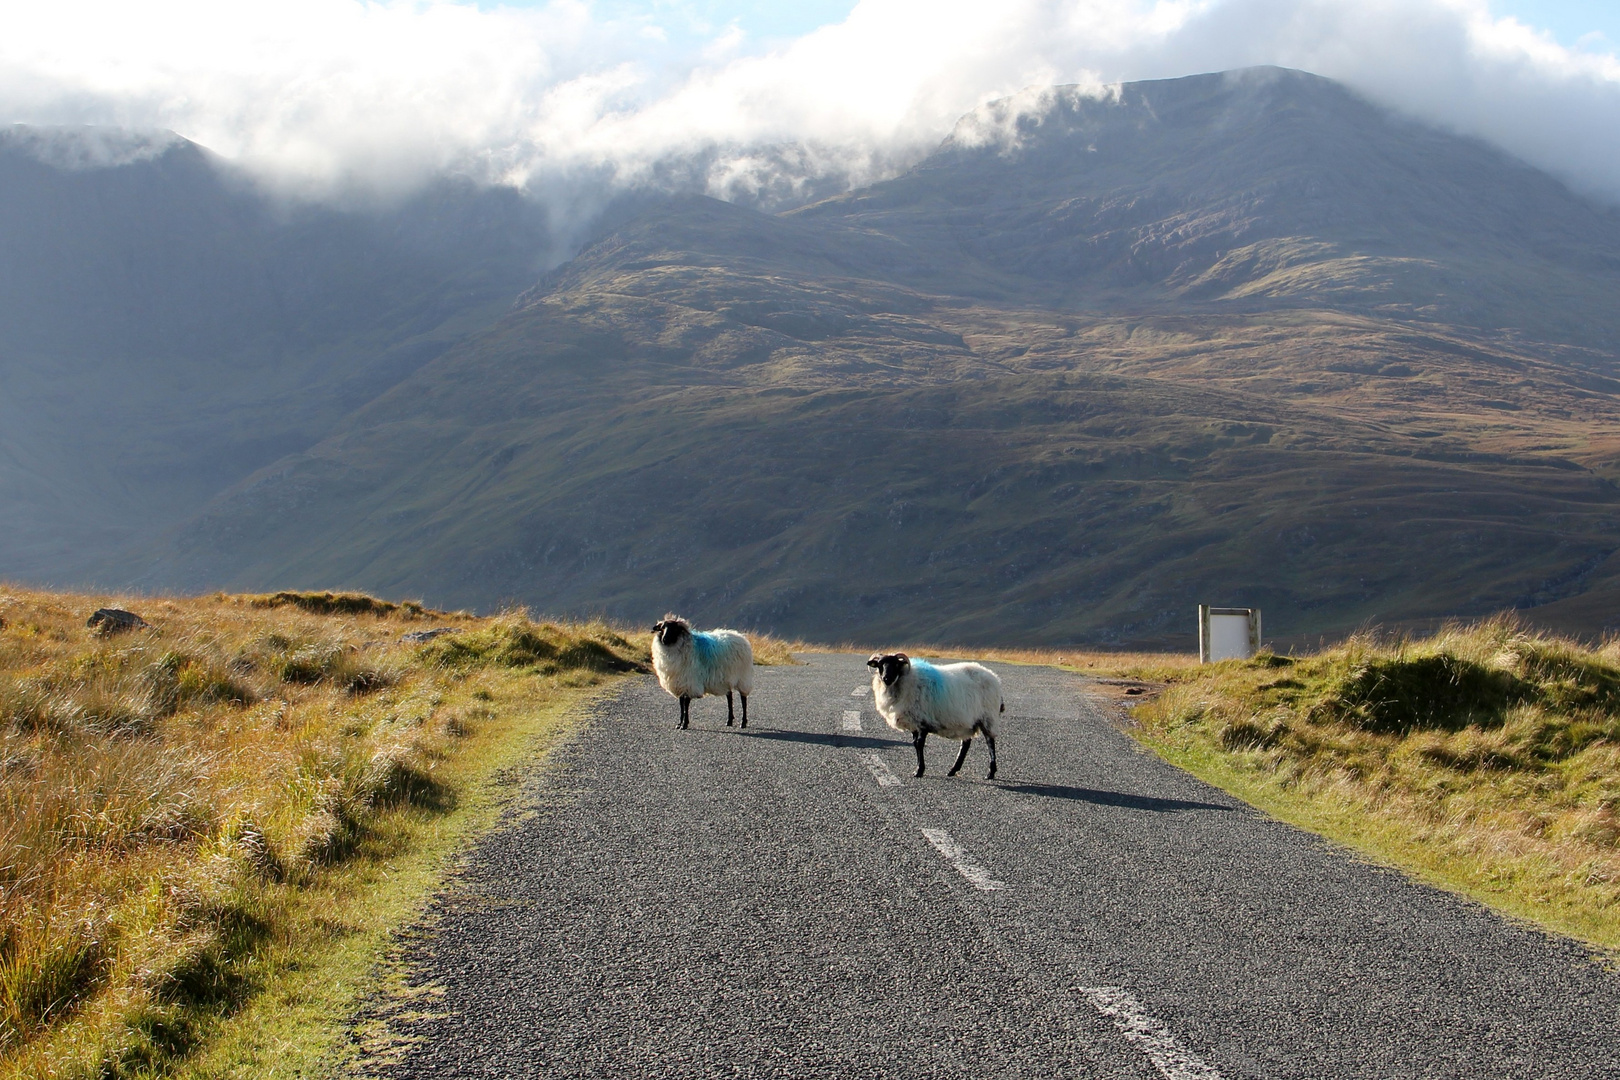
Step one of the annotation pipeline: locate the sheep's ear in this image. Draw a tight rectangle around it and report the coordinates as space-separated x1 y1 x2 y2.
894 652 909 664
866 654 882 667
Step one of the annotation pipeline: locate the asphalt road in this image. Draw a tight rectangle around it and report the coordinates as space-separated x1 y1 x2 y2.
366 653 1620 1079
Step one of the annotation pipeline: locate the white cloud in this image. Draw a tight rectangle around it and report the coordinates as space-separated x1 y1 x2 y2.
2 0 1618 219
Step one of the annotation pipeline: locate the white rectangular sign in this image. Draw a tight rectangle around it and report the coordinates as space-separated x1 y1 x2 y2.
1199 605 1261 663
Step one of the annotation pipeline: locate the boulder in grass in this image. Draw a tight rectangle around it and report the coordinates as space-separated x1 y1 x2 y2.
87 608 149 634
401 627 460 644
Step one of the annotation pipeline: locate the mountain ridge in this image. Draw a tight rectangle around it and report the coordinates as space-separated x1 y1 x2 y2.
9 68 1620 646
798 67 1620 349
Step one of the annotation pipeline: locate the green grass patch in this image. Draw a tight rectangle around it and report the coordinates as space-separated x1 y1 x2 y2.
1123 615 1620 950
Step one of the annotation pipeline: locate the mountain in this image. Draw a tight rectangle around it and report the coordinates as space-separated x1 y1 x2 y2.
0 126 552 579
800 68 1620 346
10 69 1620 646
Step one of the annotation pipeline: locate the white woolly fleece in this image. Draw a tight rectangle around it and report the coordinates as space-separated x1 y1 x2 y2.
872 657 1001 741
652 627 754 701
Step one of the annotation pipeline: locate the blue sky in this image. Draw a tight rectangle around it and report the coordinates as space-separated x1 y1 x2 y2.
489 1 1619 53
471 0 859 44
590 0 856 40
1496 0 1618 49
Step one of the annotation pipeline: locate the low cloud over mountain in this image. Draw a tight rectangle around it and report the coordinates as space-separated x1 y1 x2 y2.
3 0 1620 222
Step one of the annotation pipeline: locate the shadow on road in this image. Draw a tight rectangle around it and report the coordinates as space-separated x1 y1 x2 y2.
1001 782 1233 813
739 728 905 751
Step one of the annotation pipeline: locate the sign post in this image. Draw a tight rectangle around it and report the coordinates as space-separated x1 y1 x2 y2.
1199 605 1262 663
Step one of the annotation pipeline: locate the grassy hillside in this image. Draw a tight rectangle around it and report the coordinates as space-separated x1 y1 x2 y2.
0 586 653 1078
20 68 1620 646
140 264 1620 646
126 72 1620 645
1130 617 1620 949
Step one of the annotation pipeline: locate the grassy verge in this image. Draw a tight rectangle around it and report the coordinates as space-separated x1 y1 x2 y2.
745 633 804 667
939 646 1196 681
1118 616 1620 951
0 587 657 1078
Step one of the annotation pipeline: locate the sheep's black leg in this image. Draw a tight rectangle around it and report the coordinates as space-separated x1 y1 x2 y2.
912 730 927 777
679 695 691 730
740 692 748 729
947 737 973 777
984 730 997 781
726 690 735 726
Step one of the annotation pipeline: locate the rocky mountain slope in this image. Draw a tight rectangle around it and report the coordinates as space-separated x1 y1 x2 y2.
804 67 1620 348
9 69 1620 646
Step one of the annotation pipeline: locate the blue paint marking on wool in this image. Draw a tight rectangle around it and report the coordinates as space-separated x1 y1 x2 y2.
912 657 946 708
689 630 729 689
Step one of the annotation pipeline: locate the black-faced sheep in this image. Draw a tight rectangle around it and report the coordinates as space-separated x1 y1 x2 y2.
867 652 1002 780
651 615 754 729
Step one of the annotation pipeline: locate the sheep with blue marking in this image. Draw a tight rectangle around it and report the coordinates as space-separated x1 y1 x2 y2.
651 615 754 729
867 652 1003 780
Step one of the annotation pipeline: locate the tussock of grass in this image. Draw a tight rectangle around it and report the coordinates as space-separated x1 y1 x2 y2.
0 586 646 1078
1128 614 1620 949
243 591 433 619
418 615 645 677
744 633 807 667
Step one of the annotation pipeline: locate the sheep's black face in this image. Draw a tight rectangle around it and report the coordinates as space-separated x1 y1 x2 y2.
867 652 910 686
653 618 690 647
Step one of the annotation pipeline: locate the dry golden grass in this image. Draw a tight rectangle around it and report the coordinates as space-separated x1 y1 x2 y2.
745 632 811 667
919 645 1197 681
0 587 650 1078
1126 615 1620 949
785 632 1194 676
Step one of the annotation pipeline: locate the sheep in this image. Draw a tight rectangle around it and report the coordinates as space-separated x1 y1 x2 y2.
651 614 754 730
867 652 1003 780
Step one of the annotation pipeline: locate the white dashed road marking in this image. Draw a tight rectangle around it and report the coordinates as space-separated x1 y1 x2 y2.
1076 986 1226 1080
863 752 902 788
919 827 1006 891
841 710 863 731
851 685 868 696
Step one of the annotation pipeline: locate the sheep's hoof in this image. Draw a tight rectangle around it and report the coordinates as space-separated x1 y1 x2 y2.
947 766 962 777
726 718 734 726
986 767 997 781
913 768 925 778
